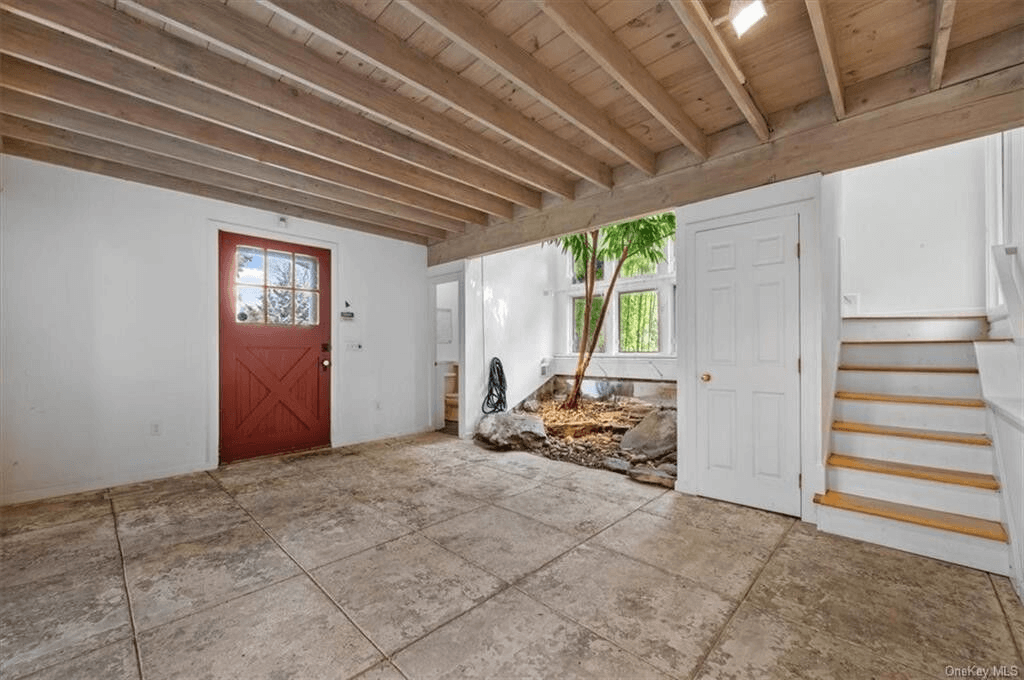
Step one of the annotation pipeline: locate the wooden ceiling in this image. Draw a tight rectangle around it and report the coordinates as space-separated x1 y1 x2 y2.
1 0 1022 263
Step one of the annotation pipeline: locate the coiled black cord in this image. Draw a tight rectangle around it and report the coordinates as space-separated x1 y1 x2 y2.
481 357 507 414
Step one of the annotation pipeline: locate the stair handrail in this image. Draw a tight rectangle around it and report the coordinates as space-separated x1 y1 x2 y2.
992 244 1024 341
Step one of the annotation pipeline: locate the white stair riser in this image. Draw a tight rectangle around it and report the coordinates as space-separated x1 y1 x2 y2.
840 342 976 369
831 431 994 475
836 370 981 399
827 467 1001 521
833 399 986 433
816 504 1009 575
842 318 988 342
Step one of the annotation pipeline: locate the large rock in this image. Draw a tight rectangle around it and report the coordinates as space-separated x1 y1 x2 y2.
619 409 677 460
475 413 547 451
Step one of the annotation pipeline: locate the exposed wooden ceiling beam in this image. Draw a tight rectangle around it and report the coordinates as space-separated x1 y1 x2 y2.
125 0 575 200
265 0 614 189
0 57 466 232
3 0 538 212
404 0 660 174
0 9 511 221
429 61 1024 264
0 91 452 239
805 0 846 119
2 138 430 245
0 114 451 242
535 0 708 160
930 0 958 90
668 0 771 141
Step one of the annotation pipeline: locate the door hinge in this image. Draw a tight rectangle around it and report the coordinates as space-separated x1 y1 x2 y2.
796 242 801 258
799 473 802 489
797 357 801 373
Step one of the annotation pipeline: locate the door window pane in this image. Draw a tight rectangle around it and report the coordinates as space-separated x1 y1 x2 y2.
619 290 659 352
572 296 605 353
236 247 264 285
236 285 265 323
295 292 318 325
267 250 293 287
267 288 294 325
294 255 318 290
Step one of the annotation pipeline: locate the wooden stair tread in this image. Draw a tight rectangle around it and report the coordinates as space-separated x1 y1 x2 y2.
832 421 991 446
842 315 987 320
828 454 999 490
814 491 1007 542
841 339 981 345
838 365 978 374
834 391 985 408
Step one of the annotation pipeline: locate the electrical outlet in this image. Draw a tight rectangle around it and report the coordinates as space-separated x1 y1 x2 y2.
345 342 363 351
149 421 162 437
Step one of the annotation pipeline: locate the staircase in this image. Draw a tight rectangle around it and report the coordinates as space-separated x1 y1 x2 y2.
815 316 1010 575
442 364 459 436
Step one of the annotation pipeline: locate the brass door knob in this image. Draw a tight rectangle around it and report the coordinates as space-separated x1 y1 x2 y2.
700 373 712 382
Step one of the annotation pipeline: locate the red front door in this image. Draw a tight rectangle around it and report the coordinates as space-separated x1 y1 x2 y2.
219 231 331 463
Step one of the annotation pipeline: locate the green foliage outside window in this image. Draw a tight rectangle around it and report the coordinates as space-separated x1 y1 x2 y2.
619 290 658 352
573 296 606 353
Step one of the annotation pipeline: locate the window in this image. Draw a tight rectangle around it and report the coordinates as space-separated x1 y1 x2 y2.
619 290 659 352
570 257 604 285
621 255 657 278
235 246 319 325
572 295 605 352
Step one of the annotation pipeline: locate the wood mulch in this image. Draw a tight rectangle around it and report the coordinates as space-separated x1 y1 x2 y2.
533 396 649 468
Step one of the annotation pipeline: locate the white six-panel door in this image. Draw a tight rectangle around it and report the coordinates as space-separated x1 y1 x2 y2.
694 215 801 515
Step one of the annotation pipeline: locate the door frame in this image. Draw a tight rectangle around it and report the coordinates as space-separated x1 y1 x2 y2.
676 174 824 522
427 261 466 435
206 219 340 466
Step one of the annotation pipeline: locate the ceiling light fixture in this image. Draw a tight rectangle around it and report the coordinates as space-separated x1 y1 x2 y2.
731 0 766 37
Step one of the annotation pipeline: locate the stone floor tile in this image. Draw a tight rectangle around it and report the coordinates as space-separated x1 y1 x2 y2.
114 490 251 555
313 533 504 653
124 520 299 631
494 483 640 537
394 588 673 680
992 576 1024 658
0 568 132 679
592 511 776 600
478 450 580 483
694 602 933 680
547 465 668 505
23 639 140 680
519 543 734 678
138 577 381 680
748 526 1020 672
1 515 121 589
246 492 412 569
108 472 222 511
422 504 579 582
207 456 309 495
0 490 111 537
350 478 485 529
432 462 540 500
641 491 795 551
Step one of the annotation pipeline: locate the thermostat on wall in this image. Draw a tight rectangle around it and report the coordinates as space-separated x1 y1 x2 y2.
340 311 355 320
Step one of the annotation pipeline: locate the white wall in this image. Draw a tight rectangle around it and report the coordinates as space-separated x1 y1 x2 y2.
821 173 843 459
0 156 432 504
461 244 557 434
839 137 988 317
435 280 459 363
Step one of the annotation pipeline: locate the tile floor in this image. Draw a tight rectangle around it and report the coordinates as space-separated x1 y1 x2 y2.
2 431 1022 679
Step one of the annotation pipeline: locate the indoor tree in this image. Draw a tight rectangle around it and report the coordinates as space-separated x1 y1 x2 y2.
554 212 676 410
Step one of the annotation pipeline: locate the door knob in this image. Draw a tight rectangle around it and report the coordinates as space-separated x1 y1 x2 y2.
700 373 712 382
322 359 331 367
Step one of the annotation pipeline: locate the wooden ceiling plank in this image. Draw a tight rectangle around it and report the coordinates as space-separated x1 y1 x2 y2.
0 10 492 224
124 0 574 199
264 0 614 188
0 114 449 241
537 0 707 158
0 90 454 239
404 0 659 173
804 0 846 118
667 0 771 141
0 58 465 233
0 3 518 219
429 59 1024 264
930 0 958 90
2 138 430 245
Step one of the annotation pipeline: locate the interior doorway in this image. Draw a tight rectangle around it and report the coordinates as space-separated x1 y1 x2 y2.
218 230 332 462
434 279 461 435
